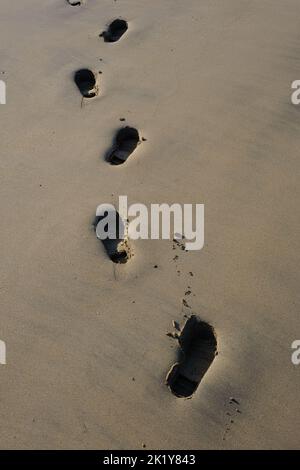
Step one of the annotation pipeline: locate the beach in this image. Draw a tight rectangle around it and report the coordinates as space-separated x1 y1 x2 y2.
0 0 299 449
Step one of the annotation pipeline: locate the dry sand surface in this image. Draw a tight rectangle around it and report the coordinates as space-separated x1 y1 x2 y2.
0 0 300 449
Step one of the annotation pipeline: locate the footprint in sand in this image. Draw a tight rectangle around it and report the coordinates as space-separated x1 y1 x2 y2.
166 315 217 398
93 206 131 264
100 19 128 43
106 127 140 165
74 69 99 98
67 0 84 5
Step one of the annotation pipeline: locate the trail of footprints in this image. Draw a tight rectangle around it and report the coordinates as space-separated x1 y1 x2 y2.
67 0 219 400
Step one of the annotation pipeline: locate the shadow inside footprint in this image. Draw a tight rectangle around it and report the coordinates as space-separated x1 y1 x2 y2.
107 127 140 165
74 69 97 98
67 0 82 5
100 19 128 43
166 316 217 398
93 208 129 264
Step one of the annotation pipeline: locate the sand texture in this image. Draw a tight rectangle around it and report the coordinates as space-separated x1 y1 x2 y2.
0 0 299 449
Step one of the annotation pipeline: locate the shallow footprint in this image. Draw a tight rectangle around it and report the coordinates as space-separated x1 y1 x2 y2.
100 19 128 43
67 0 83 5
166 315 217 398
107 127 140 165
94 206 130 264
74 69 98 98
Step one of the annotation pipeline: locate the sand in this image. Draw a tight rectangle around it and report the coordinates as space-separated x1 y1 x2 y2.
0 0 299 449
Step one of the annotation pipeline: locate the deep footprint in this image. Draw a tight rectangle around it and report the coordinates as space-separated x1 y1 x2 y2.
166 315 217 398
107 127 140 165
100 19 128 43
94 208 130 264
74 69 98 98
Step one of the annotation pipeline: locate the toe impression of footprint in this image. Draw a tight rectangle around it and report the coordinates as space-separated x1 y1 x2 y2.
107 127 140 165
74 69 99 98
166 315 217 399
100 19 128 43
